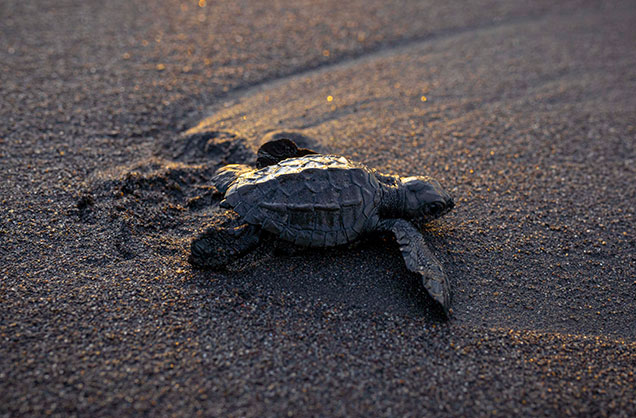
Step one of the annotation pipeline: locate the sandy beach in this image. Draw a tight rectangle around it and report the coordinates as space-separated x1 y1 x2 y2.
1 0 635 415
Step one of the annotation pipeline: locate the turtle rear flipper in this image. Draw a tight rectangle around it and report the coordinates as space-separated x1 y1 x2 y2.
256 138 317 168
378 218 451 316
212 139 318 193
212 164 254 194
190 210 261 269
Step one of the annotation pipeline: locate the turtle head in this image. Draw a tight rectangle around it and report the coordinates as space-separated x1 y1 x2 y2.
401 176 454 223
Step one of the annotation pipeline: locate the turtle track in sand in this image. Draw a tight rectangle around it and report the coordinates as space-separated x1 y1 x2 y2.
75 130 253 261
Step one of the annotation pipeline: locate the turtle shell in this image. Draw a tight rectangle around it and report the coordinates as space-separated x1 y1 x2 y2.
224 155 382 247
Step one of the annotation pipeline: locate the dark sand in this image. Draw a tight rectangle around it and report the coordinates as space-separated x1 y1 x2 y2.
1 0 635 416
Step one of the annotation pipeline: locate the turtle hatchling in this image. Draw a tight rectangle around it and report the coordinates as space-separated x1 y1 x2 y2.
190 138 455 314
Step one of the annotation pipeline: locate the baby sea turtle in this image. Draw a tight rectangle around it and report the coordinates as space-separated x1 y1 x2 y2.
190 139 455 314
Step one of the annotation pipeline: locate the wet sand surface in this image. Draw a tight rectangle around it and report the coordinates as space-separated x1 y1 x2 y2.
1 0 635 416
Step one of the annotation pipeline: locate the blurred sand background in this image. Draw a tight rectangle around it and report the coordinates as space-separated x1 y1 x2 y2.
1 0 635 416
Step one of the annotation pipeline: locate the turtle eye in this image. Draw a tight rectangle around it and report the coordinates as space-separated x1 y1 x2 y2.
430 202 444 216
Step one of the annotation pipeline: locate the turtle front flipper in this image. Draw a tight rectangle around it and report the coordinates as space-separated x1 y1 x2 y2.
378 218 451 316
189 210 261 269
